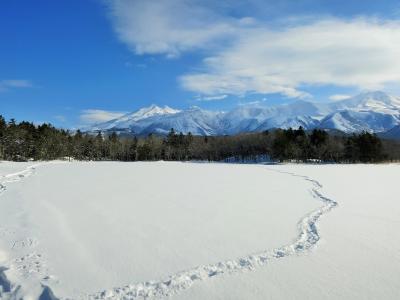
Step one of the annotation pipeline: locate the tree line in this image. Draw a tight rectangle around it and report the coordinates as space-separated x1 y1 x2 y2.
1 115 399 163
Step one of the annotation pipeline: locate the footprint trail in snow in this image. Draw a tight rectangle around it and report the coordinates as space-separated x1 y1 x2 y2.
85 165 338 300
0 163 338 300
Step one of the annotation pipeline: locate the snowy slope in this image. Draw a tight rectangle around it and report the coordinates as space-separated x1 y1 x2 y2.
85 91 400 135
319 110 399 133
221 101 327 134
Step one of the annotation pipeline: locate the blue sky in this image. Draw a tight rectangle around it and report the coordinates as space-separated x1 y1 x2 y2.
1 0 400 128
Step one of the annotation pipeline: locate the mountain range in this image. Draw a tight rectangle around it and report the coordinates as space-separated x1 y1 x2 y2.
86 91 400 138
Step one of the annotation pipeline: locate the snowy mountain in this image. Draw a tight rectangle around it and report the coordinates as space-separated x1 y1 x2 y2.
89 105 181 131
135 107 224 136
85 91 400 136
221 100 328 134
320 91 400 133
329 91 400 115
319 110 399 133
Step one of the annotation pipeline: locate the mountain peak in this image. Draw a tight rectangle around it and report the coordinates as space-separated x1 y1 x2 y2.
354 91 391 103
124 104 181 121
330 90 400 114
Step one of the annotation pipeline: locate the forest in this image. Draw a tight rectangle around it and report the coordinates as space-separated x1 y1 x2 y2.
1 115 400 163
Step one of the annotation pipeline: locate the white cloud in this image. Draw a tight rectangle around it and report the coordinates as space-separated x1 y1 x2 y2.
238 97 268 106
329 94 351 101
106 1 400 98
80 109 127 124
181 18 400 98
0 80 33 92
107 0 238 58
196 94 228 101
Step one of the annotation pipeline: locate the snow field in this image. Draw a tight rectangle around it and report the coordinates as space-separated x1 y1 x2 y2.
1 162 398 299
175 163 400 300
0 161 321 298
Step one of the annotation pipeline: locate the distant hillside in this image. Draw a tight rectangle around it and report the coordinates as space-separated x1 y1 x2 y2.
379 125 400 140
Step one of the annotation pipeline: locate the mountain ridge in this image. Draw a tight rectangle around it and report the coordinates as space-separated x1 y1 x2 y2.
85 91 400 137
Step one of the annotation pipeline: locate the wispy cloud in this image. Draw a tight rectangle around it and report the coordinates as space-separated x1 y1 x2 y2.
107 1 400 99
238 98 268 106
329 94 351 101
80 109 127 124
0 80 33 92
196 94 228 101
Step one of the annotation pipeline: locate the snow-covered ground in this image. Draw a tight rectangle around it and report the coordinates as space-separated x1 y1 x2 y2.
0 161 399 299
176 164 400 300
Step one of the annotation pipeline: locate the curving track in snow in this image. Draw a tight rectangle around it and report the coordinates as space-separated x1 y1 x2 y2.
84 165 338 300
0 163 338 300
